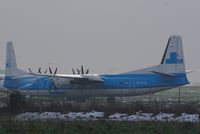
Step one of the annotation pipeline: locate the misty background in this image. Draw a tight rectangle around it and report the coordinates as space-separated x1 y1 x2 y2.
0 0 199 84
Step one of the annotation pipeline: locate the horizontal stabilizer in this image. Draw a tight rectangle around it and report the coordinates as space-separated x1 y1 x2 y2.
185 70 194 74
150 71 175 77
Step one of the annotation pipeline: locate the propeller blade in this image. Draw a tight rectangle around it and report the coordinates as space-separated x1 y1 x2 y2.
44 69 48 74
72 68 75 75
81 65 84 74
29 68 33 73
54 68 58 75
86 68 89 74
38 68 41 74
49 67 53 74
76 68 80 74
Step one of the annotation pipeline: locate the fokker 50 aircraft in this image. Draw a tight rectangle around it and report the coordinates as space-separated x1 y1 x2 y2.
1 35 190 96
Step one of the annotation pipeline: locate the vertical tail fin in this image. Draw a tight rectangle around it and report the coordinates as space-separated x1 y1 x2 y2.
160 35 186 73
5 41 27 77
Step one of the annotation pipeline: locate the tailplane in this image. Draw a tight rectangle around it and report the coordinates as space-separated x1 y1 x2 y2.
5 41 27 77
125 35 187 75
159 35 185 73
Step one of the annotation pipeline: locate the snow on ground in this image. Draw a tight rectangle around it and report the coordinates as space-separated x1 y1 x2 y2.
15 111 199 123
175 113 199 123
153 113 175 122
109 113 129 121
109 112 154 121
109 112 199 123
15 111 104 121
67 111 104 120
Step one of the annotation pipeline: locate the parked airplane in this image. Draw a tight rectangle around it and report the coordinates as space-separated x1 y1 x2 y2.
2 35 190 96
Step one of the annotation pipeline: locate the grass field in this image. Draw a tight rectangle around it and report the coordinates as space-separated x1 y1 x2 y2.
1 87 200 134
0 119 200 134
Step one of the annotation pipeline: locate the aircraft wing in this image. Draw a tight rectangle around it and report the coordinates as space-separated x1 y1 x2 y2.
33 73 104 83
43 74 84 79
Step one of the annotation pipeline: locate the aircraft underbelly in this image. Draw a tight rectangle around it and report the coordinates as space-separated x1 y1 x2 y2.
19 86 176 97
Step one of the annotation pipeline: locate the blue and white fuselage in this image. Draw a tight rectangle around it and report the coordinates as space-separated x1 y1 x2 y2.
2 35 190 96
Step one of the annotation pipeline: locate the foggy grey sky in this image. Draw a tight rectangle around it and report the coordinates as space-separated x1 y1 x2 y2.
0 0 199 83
